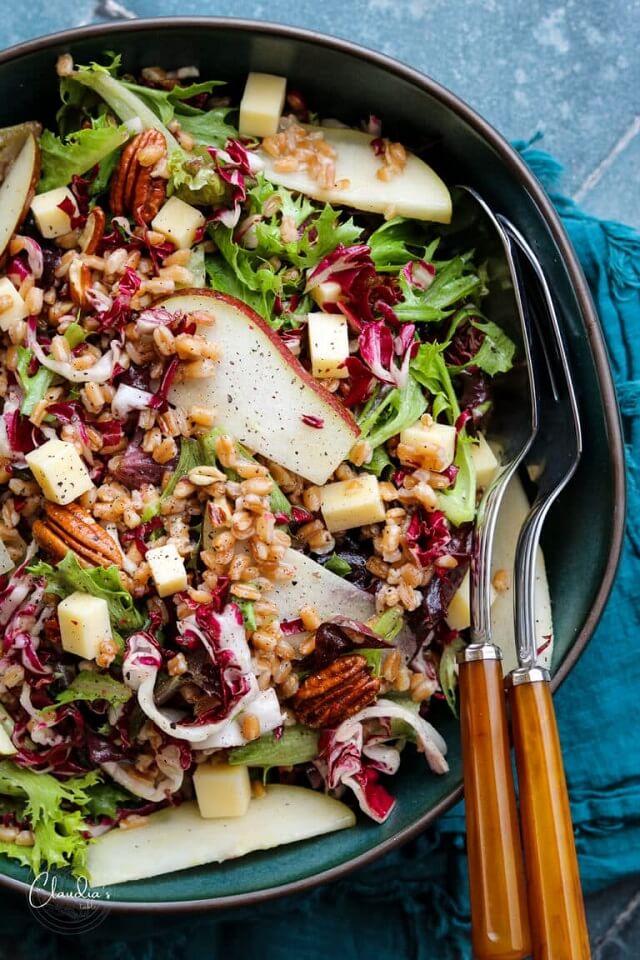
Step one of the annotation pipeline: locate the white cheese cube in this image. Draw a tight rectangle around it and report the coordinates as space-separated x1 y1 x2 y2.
308 312 350 380
30 187 79 239
239 73 287 138
146 543 188 597
399 420 457 472
25 438 93 505
193 762 251 819
0 278 28 333
310 282 343 310
58 592 112 660
0 539 15 576
151 196 206 250
320 474 386 533
446 571 496 631
471 433 499 489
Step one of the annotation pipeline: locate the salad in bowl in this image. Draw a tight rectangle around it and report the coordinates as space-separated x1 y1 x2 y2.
0 54 549 888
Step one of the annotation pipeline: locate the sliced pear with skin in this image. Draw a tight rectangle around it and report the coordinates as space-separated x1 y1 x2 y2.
258 546 416 661
86 786 355 887
0 121 41 181
258 125 451 223
165 290 359 485
0 133 40 259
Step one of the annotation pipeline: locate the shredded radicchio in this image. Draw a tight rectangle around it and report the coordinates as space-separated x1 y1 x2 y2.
305 244 402 327
358 320 416 389
113 444 168 488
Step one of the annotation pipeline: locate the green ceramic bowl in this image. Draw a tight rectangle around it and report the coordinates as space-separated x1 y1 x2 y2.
0 17 625 911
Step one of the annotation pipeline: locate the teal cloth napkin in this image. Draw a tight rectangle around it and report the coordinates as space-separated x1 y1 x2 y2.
4 144 640 960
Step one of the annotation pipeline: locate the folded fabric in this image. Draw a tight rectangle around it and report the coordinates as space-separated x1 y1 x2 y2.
3 143 639 960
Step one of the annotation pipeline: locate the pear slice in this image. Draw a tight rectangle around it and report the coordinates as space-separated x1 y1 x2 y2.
0 132 41 259
0 121 41 181
86 786 355 886
165 290 359 485
490 474 553 673
258 125 451 223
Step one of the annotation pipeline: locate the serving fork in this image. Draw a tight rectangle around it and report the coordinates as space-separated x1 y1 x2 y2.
454 188 535 959
500 218 591 960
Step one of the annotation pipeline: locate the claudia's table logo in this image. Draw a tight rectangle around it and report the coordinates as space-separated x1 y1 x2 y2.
27 872 111 934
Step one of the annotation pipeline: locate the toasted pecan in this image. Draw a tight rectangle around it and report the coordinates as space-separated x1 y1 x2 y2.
291 654 380 728
33 502 122 569
110 129 168 226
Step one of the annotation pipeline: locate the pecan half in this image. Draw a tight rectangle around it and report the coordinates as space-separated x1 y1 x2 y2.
79 206 105 254
33 502 122 569
291 654 380 728
110 130 168 225
67 257 91 308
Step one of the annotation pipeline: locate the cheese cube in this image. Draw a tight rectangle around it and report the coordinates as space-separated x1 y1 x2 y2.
193 761 251 819
151 196 205 250
146 543 188 597
310 282 343 310
0 278 28 333
399 420 457 472
58 592 112 659
239 72 287 138
308 312 350 380
471 433 499 489
25 438 93 504
446 571 496 631
0 539 15 576
30 187 79 239
320 474 385 533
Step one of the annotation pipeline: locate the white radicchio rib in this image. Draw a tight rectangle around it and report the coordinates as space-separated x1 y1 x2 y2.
27 319 123 384
101 748 184 803
316 698 448 823
122 604 258 743
345 699 449 774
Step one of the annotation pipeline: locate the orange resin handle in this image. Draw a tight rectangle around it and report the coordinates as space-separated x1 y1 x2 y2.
458 649 531 960
510 674 591 960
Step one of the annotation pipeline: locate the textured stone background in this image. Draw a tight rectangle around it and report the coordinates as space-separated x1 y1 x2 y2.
2 2 640 954
4 0 640 226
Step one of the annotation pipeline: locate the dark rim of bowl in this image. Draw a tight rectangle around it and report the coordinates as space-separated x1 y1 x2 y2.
0 16 626 914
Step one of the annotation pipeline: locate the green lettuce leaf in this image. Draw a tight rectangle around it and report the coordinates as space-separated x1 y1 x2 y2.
51 670 131 709
449 319 516 376
121 78 223 125
439 635 465 716
38 122 130 192
250 179 362 270
15 346 55 417
168 147 227 206
228 725 319 768
178 107 238 146
369 606 405 643
361 444 393 478
436 434 477 526
410 343 477 524
236 598 257 633
28 553 144 635
357 376 426 450
205 253 275 323
368 218 437 271
358 648 386 676
395 253 481 322
324 554 352 577
0 761 100 873
84 782 138 820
